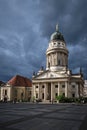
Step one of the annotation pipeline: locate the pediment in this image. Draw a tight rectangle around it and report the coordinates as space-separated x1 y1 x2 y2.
34 70 68 79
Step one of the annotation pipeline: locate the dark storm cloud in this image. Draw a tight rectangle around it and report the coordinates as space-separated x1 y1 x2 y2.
38 0 87 78
0 0 87 81
39 0 87 43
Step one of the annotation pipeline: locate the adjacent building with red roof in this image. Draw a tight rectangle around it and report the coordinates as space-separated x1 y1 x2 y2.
0 75 32 102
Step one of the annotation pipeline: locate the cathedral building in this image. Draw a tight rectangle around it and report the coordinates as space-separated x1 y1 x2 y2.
32 25 84 102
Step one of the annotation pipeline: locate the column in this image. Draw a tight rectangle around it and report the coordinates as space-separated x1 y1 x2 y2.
33 84 36 97
51 82 54 101
65 81 68 97
58 82 60 96
46 57 48 69
39 84 41 99
75 83 78 98
38 84 40 99
44 83 47 101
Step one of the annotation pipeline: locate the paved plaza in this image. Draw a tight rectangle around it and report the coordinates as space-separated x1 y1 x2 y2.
0 103 87 130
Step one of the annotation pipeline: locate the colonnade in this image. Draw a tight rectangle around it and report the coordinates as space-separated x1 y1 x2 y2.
33 81 69 101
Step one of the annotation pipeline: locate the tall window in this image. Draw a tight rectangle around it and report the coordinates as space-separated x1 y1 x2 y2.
58 60 60 65
29 91 31 95
63 93 65 97
55 85 58 88
21 92 23 97
42 85 44 88
55 93 58 97
36 93 38 98
48 62 50 68
42 93 44 99
5 90 7 95
72 85 75 88
72 93 75 98
21 92 24 100
62 85 65 88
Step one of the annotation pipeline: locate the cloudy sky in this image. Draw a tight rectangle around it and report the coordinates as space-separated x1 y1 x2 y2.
0 0 87 82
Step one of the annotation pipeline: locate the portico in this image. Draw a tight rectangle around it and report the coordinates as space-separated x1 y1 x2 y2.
33 79 71 102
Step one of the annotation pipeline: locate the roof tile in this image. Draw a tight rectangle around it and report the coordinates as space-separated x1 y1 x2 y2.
7 75 32 87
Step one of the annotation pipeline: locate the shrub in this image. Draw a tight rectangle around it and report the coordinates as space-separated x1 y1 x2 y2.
55 95 65 103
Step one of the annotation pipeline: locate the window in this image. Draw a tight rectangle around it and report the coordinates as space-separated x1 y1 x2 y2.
72 93 75 98
58 60 60 65
62 85 65 88
5 90 7 95
15 90 17 97
36 93 38 98
54 43 56 45
55 85 58 88
21 92 23 97
72 85 75 88
29 91 31 95
36 86 38 88
48 62 50 68
55 93 58 97
42 93 44 99
42 85 44 88
63 93 65 97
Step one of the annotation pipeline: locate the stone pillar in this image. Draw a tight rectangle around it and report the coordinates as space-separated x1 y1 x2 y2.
58 82 60 96
46 57 48 68
76 83 79 98
38 84 40 99
51 83 54 101
65 81 68 97
39 84 41 99
33 84 36 97
44 83 47 101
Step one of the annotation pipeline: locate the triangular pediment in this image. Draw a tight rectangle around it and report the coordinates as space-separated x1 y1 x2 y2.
34 70 68 79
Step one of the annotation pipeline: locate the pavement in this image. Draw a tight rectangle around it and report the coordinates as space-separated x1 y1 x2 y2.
0 103 87 130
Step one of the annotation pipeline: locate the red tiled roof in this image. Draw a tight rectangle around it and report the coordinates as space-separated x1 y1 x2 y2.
7 75 32 87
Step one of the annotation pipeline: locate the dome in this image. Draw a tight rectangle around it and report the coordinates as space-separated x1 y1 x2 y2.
50 24 65 41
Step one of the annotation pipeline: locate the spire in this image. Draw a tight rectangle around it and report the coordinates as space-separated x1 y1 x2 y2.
56 23 58 32
80 67 83 77
80 67 82 74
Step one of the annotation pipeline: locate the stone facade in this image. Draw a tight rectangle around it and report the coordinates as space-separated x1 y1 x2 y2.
1 85 32 102
32 25 84 102
84 80 87 97
0 75 32 102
